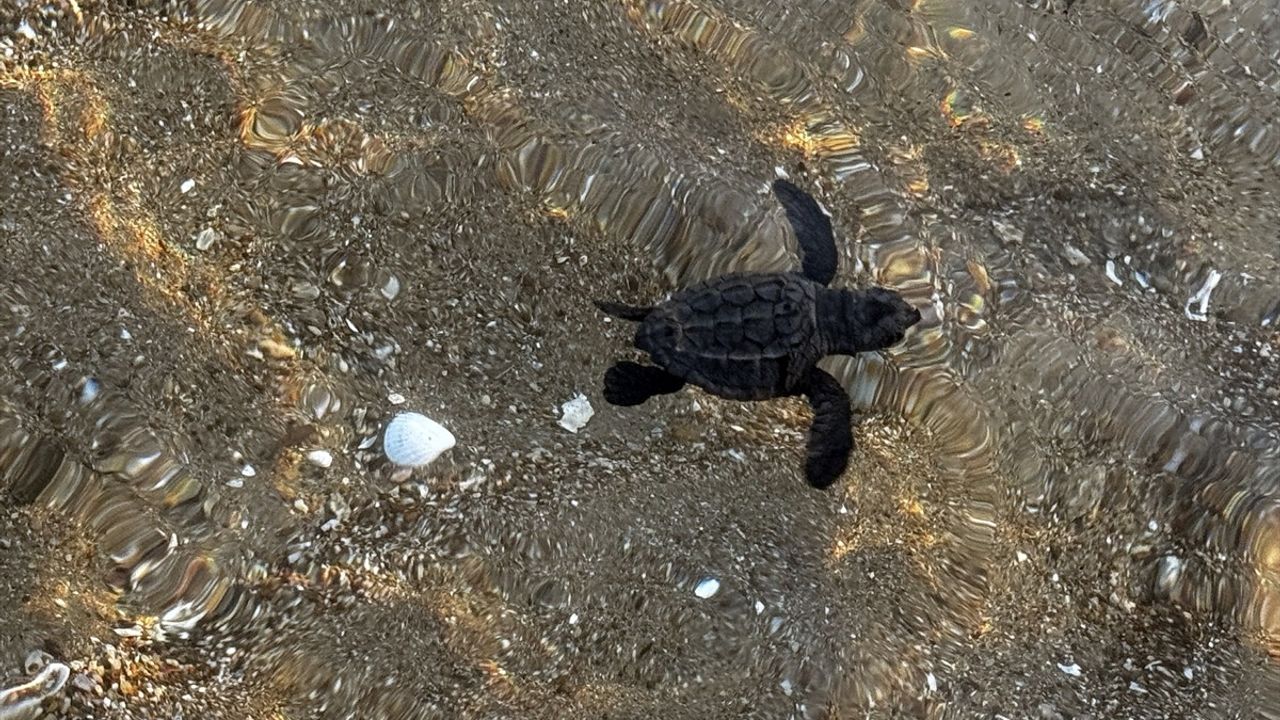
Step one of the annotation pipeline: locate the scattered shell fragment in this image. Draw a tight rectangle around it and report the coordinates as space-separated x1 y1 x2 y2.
383 411 456 468
1184 269 1222 321
557 393 594 433
693 577 721 599
380 273 401 301
21 651 50 676
78 377 99 405
179 178 196 194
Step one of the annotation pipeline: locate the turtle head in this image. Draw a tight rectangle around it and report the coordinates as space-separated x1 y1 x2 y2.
820 287 922 355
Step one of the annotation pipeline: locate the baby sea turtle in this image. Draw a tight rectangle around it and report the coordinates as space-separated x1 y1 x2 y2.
594 178 922 489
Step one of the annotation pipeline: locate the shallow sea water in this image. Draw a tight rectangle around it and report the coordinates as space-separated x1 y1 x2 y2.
0 0 1278 717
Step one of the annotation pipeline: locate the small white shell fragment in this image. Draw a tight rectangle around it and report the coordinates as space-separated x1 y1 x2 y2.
23 650 50 675
1155 555 1183 594
557 393 594 433
693 577 720 599
1184 268 1222 321
1058 662 1082 677
380 274 401 301
195 227 218 251
306 449 334 468
240 464 256 477
383 412 456 468
79 378 100 405
388 392 407 405
180 178 196 194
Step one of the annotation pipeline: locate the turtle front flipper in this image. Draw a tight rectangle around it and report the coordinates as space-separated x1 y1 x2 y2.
799 367 853 489
602 361 685 406
772 178 838 287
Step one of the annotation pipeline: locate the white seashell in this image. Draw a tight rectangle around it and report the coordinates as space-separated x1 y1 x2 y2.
557 393 594 433
383 412 455 468
693 577 720 599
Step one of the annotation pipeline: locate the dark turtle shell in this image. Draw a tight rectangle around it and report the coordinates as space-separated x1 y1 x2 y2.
634 271 823 400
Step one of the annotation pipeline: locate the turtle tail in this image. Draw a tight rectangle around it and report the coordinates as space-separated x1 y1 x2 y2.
593 299 653 322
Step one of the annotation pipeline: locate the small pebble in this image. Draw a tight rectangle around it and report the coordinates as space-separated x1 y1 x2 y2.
306 449 334 468
179 178 195 194
1062 244 1089 267
71 673 95 693
194 227 217 251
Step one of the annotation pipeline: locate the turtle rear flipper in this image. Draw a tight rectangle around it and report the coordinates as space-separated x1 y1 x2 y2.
594 299 654 322
772 178 838 287
602 361 685 406
800 367 853 489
